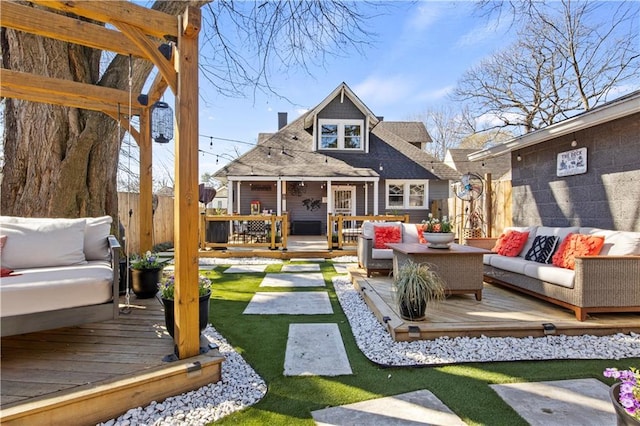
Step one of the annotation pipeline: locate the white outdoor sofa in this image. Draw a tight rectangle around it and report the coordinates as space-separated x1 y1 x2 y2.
0 215 120 337
357 221 422 277
466 226 640 321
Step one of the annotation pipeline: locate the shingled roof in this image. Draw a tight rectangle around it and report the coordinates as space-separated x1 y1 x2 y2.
444 148 511 180
213 82 458 182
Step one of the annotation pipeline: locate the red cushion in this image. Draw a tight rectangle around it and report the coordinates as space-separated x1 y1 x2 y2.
1 268 14 277
499 231 530 257
552 233 605 270
415 224 427 244
491 230 514 253
373 225 402 249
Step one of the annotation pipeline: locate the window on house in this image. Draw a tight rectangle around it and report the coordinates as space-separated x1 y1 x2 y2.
318 119 363 150
386 181 428 209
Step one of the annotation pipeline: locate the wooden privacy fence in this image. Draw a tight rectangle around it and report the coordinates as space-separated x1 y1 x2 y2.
117 192 174 254
448 175 512 241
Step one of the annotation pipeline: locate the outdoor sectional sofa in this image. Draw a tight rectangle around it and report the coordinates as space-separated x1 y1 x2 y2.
357 221 422 277
0 215 120 336
466 226 640 321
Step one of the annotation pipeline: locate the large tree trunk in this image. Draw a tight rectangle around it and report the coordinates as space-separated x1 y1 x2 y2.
1 1 202 220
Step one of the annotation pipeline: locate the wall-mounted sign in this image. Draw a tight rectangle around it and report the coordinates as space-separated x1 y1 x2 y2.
250 184 272 191
557 147 587 177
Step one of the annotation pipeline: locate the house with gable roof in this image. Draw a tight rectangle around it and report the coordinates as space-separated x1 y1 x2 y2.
213 82 460 234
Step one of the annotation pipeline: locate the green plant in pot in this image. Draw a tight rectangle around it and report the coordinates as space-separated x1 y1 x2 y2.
159 274 212 338
129 251 166 298
393 260 445 321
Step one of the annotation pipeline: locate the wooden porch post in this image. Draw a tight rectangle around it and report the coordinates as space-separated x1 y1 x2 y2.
174 6 201 359
139 108 153 252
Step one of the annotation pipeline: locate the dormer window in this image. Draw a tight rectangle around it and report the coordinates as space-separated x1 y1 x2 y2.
318 119 363 150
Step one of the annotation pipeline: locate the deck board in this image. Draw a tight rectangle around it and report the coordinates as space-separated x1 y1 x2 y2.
350 269 640 341
0 295 223 425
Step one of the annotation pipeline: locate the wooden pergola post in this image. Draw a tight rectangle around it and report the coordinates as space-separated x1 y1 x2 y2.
139 108 154 252
173 6 202 359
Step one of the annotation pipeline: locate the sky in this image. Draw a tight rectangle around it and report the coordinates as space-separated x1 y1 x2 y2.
145 1 519 186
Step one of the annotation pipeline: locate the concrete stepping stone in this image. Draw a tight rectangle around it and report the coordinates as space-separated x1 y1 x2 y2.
284 323 352 376
311 389 466 425
223 264 269 274
165 264 217 272
243 292 333 315
332 263 358 274
260 272 325 287
281 264 321 272
289 258 325 262
490 378 615 426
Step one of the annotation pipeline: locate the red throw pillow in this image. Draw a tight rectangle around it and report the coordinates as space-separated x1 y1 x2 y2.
499 231 530 257
491 230 514 253
552 233 605 270
415 224 427 244
373 225 402 249
1 268 14 277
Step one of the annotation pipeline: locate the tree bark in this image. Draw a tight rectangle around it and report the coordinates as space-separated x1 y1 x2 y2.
1 1 202 220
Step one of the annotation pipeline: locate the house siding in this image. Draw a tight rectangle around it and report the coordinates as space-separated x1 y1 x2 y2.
285 182 326 233
317 97 365 120
512 113 640 232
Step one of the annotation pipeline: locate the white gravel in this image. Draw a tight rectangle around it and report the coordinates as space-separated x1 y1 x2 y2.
332 275 640 366
101 256 640 425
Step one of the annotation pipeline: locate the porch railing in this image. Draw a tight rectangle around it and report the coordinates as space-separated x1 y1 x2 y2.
200 213 288 250
327 214 409 250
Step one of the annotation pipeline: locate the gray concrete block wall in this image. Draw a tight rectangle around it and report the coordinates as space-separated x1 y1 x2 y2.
512 113 640 232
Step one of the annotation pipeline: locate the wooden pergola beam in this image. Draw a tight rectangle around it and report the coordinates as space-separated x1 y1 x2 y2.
113 21 177 94
28 0 179 40
0 2 147 58
1 69 143 116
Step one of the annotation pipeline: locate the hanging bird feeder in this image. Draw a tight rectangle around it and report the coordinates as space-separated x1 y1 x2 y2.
152 101 173 144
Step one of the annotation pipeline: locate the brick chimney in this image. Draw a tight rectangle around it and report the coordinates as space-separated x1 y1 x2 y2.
278 112 288 130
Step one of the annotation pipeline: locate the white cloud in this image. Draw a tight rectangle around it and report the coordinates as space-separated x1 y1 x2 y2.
406 4 443 32
295 108 308 116
416 85 455 103
354 75 414 107
456 15 510 48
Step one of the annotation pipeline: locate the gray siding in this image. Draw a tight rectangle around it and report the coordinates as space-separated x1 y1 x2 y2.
512 113 640 232
285 182 326 232
318 97 365 120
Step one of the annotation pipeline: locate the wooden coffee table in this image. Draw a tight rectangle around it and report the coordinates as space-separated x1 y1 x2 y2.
386 243 490 301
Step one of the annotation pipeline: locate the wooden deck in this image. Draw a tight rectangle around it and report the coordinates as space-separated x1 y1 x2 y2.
350 269 640 341
199 235 357 259
0 296 223 425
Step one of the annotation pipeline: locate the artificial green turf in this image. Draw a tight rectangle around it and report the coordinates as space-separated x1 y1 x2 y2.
203 265 640 425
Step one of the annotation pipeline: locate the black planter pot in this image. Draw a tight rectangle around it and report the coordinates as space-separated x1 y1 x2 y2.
610 383 640 426
398 300 426 321
130 267 162 299
162 292 211 338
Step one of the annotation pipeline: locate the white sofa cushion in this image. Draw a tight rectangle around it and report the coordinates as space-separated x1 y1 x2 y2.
372 248 394 259
483 253 498 265
402 224 421 244
579 227 640 256
523 263 576 289
85 216 113 261
0 261 113 317
0 215 113 261
1 219 87 269
489 255 530 275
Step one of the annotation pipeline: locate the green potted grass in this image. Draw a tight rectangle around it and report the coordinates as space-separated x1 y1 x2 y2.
393 260 446 321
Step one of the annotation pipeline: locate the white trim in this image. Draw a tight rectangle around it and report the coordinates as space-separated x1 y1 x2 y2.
317 118 365 151
385 179 429 210
468 91 640 161
332 185 356 215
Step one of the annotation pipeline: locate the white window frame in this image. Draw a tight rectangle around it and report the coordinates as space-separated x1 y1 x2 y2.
385 180 429 210
317 119 364 151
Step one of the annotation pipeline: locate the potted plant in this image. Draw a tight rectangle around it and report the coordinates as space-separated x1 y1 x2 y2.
159 274 212 338
421 212 455 248
393 260 445 321
604 367 640 425
129 251 166 298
